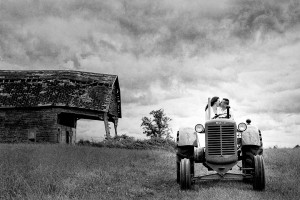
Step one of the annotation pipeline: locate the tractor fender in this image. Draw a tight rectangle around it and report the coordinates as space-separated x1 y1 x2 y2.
177 127 197 146
242 125 261 146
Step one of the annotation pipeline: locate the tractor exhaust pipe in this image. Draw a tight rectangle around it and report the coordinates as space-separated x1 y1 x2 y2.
208 97 211 120
226 105 230 119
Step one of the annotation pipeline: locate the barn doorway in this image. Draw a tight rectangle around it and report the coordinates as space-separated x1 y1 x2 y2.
66 131 70 144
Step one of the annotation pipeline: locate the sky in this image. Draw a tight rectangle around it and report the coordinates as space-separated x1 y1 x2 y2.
0 0 300 147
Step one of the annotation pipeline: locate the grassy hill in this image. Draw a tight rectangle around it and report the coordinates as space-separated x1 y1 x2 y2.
0 144 299 200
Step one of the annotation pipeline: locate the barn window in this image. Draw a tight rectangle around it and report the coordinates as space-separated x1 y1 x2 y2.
28 131 36 142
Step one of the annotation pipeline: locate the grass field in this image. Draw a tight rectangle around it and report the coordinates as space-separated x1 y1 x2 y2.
0 144 299 200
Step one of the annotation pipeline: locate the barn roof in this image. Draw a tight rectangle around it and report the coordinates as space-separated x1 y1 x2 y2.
0 70 121 118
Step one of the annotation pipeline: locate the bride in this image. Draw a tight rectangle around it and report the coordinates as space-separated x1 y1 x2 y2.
205 96 220 120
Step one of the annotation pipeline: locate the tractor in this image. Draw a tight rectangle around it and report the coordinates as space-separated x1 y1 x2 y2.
176 98 265 190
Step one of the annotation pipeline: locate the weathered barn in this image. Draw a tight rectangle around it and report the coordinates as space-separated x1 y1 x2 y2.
0 70 121 144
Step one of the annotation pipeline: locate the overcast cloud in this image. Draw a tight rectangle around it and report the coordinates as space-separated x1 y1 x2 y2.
1 0 300 147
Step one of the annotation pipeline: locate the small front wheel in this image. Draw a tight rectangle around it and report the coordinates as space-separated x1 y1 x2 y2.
253 155 265 191
180 158 192 190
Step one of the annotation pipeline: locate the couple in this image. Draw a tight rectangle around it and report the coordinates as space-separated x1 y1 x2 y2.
205 96 234 120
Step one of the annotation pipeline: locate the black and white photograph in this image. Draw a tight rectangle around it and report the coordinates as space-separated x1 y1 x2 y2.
0 0 299 199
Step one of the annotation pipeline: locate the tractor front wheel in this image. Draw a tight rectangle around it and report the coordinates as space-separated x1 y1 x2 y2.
253 155 265 191
180 158 192 190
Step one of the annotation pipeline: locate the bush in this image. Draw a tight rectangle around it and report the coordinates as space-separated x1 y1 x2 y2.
76 134 176 151
77 139 91 146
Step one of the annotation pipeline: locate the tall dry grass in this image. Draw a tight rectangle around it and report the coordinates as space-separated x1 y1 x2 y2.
0 144 299 200
0 143 176 200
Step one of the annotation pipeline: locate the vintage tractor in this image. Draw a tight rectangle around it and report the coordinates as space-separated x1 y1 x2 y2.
176 99 265 190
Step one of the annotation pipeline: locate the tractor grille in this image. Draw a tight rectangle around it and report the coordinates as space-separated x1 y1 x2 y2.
207 125 235 156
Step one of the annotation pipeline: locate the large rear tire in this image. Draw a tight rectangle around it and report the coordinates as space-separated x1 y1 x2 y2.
180 158 192 190
253 155 265 191
176 159 180 183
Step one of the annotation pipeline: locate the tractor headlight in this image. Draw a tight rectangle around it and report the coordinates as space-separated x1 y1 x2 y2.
238 122 247 131
195 124 205 133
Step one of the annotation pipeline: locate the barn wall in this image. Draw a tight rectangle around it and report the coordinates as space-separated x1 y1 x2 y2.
0 108 58 143
0 107 82 143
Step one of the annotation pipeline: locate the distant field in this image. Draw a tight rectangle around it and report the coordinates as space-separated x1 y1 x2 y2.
0 144 299 200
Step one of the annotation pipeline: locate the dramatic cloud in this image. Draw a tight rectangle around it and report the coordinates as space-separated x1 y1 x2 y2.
1 0 300 147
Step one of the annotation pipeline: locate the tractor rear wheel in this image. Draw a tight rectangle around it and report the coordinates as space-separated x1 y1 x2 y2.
180 158 192 190
253 155 265 191
176 160 180 183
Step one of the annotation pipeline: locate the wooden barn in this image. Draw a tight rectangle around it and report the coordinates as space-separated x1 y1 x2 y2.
0 70 121 144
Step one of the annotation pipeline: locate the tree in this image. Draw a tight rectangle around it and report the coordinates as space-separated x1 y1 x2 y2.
141 109 172 138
